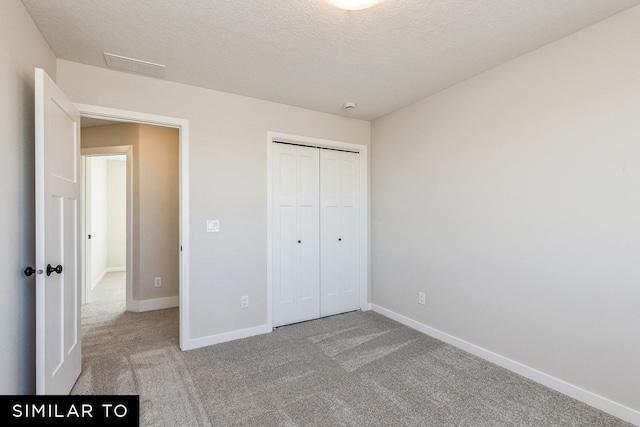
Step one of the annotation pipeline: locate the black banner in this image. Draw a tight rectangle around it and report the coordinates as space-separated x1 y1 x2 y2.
0 396 139 426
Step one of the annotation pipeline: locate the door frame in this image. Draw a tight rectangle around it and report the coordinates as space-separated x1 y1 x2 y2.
81 146 132 310
75 103 190 350
266 131 370 330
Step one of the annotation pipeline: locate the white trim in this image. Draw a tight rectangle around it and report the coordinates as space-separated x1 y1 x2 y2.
75 103 191 351
80 156 88 305
91 270 107 291
181 325 271 351
81 145 133 311
105 266 126 273
371 304 640 426
266 132 370 330
130 296 179 313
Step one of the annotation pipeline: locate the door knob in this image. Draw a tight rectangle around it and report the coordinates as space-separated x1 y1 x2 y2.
297 240 301 244
24 267 36 277
338 238 342 241
46 264 63 276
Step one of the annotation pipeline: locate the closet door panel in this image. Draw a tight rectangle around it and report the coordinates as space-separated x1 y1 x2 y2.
272 143 320 327
278 206 297 304
273 146 297 311
340 152 360 298
298 148 320 303
321 150 360 317
321 155 340 300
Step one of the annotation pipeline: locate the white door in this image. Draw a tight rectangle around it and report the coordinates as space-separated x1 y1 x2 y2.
272 143 320 327
321 149 360 317
35 68 82 394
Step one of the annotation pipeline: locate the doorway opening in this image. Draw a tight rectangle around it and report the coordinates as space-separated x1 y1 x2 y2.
76 106 190 350
83 153 127 315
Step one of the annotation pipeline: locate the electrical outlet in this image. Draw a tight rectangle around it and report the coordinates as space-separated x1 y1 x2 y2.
154 277 162 287
418 291 426 305
240 295 249 309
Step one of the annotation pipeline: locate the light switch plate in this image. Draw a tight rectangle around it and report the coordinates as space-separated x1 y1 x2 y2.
206 219 219 232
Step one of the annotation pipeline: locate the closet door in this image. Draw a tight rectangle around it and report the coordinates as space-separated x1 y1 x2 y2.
320 149 360 317
272 143 320 327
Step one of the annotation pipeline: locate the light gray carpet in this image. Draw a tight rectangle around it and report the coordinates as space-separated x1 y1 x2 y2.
73 274 630 426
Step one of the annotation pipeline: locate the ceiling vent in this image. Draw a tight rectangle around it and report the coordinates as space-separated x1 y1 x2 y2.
104 53 166 77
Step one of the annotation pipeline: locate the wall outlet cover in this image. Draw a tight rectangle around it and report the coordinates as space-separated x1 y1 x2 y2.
206 219 220 232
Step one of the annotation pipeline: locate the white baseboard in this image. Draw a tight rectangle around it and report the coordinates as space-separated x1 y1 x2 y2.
91 267 125 290
91 270 107 290
371 304 640 426
181 324 271 351
130 296 178 313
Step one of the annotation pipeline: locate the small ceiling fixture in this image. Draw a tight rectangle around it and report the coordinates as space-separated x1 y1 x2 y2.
343 101 356 111
327 0 384 11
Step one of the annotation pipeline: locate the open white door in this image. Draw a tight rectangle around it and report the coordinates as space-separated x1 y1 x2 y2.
35 68 82 394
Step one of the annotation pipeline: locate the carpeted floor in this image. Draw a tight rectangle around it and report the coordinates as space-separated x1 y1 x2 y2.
73 274 630 426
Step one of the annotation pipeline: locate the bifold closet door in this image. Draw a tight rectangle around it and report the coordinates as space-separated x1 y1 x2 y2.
272 143 320 327
320 149 360 317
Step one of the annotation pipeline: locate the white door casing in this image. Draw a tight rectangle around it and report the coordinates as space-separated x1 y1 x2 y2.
321 149 361 317
35 68 82 394
74 103 191 350
272 143 320 327
81 156 92 305
267 132 369 330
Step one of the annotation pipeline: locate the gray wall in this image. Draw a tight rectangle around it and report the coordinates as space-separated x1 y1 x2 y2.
137 125 180 301
0 0 57 394
371 7 640 412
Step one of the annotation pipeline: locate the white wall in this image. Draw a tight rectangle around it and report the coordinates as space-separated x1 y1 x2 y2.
86 156 126 289
371 5 640 417
56 61 371 341
106 157 126 269
0 0 57 394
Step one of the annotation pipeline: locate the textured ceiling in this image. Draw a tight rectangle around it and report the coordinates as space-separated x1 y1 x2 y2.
21 0 640 120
